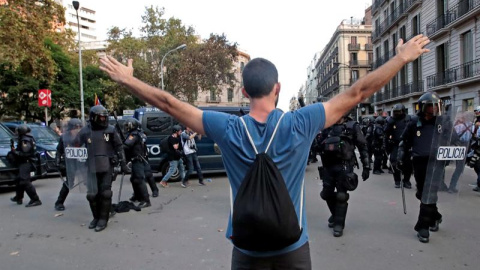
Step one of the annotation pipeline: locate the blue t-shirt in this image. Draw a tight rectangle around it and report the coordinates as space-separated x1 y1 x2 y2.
202 103 325 257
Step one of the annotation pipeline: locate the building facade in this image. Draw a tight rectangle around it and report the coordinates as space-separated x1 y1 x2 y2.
371 0 480 116
194 50 251 107
315 7 374 119
56 0 98 43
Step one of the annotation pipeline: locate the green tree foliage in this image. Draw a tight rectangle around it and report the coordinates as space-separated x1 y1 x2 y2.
107 6 238 104
0 0 74 84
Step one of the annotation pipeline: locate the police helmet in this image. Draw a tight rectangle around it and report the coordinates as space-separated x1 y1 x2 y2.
362 117 370 125
417 92 442 118
392 104 406 120
375 116 385 125
67 118 82 131
16 124 31 136
124 118 141 132
172 125 182 133
89 105 109 129
474 106 480 113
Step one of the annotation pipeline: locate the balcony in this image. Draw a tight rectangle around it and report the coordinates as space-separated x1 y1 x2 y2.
427 0 480 39
348 43 360 51
373 80 424 104
426 58 480 89
426 14 450 39
206 96 221 103
319 81 339 97
404 0 423 14
365 43 373 51
349 60 372 68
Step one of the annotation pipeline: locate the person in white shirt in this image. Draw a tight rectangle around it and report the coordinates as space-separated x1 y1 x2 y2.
180 126 205 187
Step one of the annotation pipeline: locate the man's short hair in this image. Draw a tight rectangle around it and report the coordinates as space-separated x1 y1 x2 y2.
242 58 278 98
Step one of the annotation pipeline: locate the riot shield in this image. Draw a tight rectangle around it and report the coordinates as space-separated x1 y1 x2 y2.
63 127 98 195
422 108 473 204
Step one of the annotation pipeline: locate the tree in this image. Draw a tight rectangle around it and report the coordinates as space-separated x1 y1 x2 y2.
0 0 74 85
106 6 238 104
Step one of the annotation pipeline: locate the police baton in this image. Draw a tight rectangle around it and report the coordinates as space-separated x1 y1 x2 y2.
117 172 125 204
385 150 407 214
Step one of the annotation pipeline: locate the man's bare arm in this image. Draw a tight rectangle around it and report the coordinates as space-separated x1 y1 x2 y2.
99 57 205 135
323 34 430 128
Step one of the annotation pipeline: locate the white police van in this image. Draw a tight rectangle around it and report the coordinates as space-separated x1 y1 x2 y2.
134 106 249 181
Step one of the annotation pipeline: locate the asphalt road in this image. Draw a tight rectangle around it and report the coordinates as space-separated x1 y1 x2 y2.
0 163 479 270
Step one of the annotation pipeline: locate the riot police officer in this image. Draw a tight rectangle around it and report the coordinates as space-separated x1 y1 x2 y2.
54 118 83 211
319 115 370 237
384 104 413 189
75 105 129 232
372 117 385 174
364 116 375 165
123 118 151 208
398 92 449 243
9 124 42 207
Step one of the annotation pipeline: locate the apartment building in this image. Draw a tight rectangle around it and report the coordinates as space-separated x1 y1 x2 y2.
315 7 373 119
56 0 98 43
424 0 480 112
195 49 251 107
304 51 322 105
372 0 479 116
371 0 425 116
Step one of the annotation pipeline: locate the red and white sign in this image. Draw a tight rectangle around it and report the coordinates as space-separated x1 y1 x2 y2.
38 89 51 107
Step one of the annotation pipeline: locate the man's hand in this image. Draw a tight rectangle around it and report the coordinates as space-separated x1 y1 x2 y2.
396 34 431 64
99 56 134 85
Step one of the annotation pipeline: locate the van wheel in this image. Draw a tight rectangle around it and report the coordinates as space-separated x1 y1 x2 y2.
161 162 181 182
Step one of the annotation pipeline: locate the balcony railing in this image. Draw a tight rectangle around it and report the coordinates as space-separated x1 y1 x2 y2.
372 0 422 42
365 43 373 51
206 96 221 103
374 80 424 103
427 0 480 38
349 60 371 67
348 43 360 51
426 58 480 88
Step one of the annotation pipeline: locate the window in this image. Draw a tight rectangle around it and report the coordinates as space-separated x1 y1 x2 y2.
367 36 372 44
465 98 474 112
462 30 473 77
383 40 389 59
228 89 233 102
412 15 420 36
368 52 374 64
146 116 171 135
399 25 406 41
351 70 359 83
437 0 448 17
210 89 217 101
436 42 449 82
351 36 357 44
392 33 397 55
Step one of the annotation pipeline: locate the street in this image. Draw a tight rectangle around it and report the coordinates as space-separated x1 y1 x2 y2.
0 164 479 270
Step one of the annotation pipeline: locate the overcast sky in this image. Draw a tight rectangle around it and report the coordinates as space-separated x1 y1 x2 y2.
78 0 372 111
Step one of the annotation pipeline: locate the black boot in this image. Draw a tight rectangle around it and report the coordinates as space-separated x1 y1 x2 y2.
88 201 99 229
326 198 336 228
10 196 23 205
55 183 70 211
95 197 111 232
146 174 159 197
333 203 348 237
25 199 42 207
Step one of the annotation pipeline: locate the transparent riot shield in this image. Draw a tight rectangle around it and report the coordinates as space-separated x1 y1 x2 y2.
422 108 473 204
64 127 98 196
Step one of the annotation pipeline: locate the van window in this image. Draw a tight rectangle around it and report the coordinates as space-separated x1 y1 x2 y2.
146 116 171 135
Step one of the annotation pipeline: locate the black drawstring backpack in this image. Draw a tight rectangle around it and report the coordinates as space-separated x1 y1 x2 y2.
230 113 303 251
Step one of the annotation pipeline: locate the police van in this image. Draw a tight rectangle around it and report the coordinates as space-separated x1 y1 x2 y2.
134 106 249 181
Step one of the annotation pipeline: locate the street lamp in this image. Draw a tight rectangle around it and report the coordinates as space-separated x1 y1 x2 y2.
160 44 187 90
72 1 85 125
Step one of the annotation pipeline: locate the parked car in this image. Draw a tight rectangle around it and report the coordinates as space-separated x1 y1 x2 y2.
0 123 46 186
133 106 249 181
2 122 59 172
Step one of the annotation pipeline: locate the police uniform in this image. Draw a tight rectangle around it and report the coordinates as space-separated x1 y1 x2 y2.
123 118 151 208
76 106 129 232
9 125 42 207
54 118 82 211
384 105 414 189
319 117 370 237
398 92 449 243
371 117 385 174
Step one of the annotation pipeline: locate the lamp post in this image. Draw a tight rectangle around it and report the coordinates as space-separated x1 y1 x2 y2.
160 44 187 90
72 1 85 125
